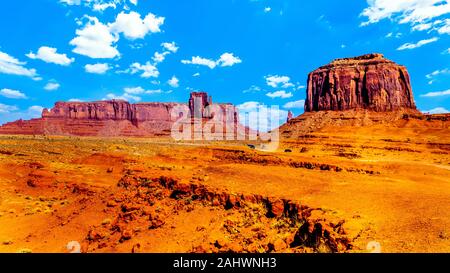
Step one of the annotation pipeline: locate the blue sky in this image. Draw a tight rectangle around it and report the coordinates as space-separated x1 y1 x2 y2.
0 0 449 125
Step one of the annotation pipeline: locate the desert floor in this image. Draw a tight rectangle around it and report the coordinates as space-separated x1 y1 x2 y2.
0 123 449 253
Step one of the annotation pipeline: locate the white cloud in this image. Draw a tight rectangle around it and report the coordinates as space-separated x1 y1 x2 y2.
26 46 74 66
0 88 27 99
217 53 242 67
151 42 178 64
105 93 141 102
0 50 38 78
264 7 272 13
444 48 450 54
243 85 262 94
266 90 293 99
182 56 217 69
386 32 402 38
265 75 291 88
237 101 288 131
124 86 146 94
412 23 433 31
60 0 138 10
70 16 120 59
437 19 450 34
44 82 60 91
0 105 44 125
422 107 450 114
167 76 179 88
361 0 450 25
0 103 18 114
60 0 81 5
93 2 117 12
182 52 242 69
28 105 44 115
129 62 159 78
109 11 165 40
193 72 200 77
421 89 450 97
426 68 450 84
397 37 439 50
161 42 179 53
360 0 450 36
124 86 164 95
152 51 169 63
283 100 305 109
85 63 111 74
105 85 164 102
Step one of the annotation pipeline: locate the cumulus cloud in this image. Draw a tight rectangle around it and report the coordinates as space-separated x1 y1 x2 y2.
0 50 38 78
129 62 159 78
105 85 165 102
70 16 120 59
360 0 450 35
105 92 141 102
266 90 293 99
161 42 179 53
237 101 288 131
421 89 450 97
216 53 242 67
283 100 305 109
71 11 164 59
167 76 179 88
85 63 111 74
0 103 18 114
0 88 27 99
182 56 217 69
27 46 74 66
429 107 450 114
93 2 116 12
0 105 44 125
181 52 242 69
265 75 292 88
44 82 60 91
397 37 439 50
422 107 450 114
109 11 165 40
151 42 179 64
152 51 170 64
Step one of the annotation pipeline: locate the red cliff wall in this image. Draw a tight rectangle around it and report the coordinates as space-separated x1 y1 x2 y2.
305 54 416 112
0 93 242 137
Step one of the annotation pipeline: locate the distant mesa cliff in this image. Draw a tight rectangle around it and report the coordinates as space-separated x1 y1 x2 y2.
305 53 416 112
0 92 241 137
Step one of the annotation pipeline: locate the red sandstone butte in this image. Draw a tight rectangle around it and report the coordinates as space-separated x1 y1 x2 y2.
0 92 242 137
305 53 416 112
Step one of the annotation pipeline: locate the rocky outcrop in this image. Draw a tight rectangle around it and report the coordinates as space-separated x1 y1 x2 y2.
0 92 242 137
305 53 416 112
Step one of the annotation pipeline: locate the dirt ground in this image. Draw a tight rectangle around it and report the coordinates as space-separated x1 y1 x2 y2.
0 118 449 253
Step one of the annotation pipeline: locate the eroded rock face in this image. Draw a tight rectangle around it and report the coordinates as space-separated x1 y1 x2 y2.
305 53 416 112
0 92 242 137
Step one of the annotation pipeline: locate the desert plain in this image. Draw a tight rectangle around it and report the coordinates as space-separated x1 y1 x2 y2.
0 111 449 253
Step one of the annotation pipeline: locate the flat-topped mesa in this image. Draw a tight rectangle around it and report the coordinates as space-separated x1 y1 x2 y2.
41 100 182 126
305 53 417 112
0 92 243 137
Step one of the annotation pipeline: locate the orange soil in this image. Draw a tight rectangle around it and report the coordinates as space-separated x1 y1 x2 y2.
0 117 449 253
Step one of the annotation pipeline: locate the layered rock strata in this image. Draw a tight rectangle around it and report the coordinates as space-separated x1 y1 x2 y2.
305 53 416 112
